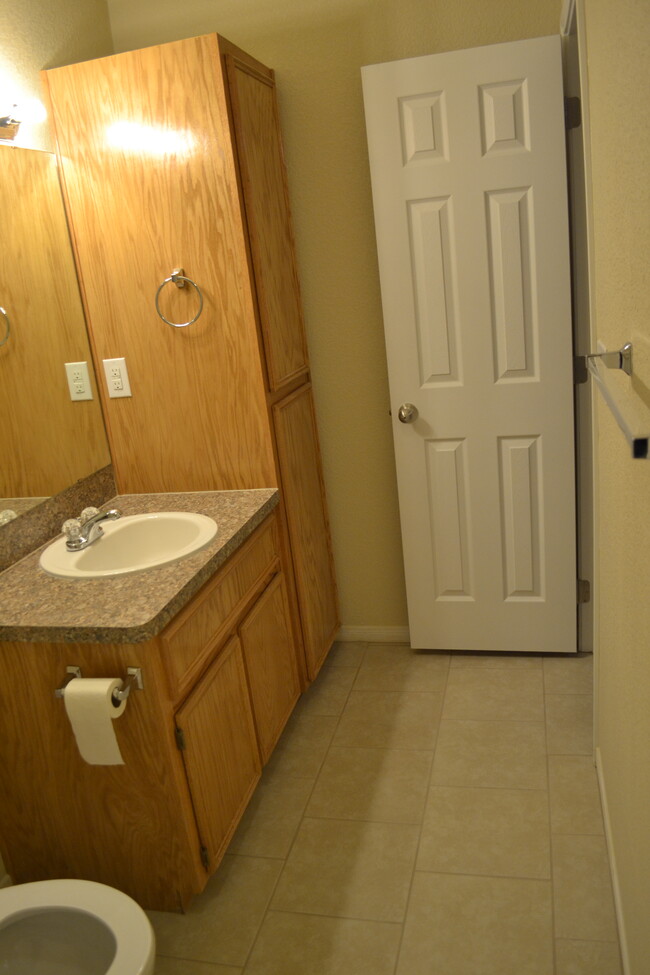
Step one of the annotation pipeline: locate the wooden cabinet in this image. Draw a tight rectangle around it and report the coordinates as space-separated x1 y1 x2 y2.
44 33 339 680
0 512 300 910
239 573 300 762
175 636 261 875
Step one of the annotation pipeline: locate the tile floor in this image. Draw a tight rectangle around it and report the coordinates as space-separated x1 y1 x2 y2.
149 643 622 975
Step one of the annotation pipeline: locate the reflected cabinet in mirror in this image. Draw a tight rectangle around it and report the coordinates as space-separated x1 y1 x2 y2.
0 144 110 526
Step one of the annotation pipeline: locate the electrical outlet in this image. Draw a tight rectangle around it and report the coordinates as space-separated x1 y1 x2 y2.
64 361 93 401
103 357 132 398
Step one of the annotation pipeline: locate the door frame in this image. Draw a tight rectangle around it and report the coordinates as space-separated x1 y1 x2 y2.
561 0 597 659
561 0 596 655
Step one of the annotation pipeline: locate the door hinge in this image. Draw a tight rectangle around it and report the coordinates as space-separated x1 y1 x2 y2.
577 579 591 604
573 356 589 385
200 845 210 870
174 726 186 751
564 96 582 130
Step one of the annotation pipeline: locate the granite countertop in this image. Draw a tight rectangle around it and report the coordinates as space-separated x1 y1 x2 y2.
0 489 278 645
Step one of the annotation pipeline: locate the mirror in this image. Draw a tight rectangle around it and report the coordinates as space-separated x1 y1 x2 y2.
0 143 111 527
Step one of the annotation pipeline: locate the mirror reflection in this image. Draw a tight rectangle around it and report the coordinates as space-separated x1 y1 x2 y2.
0 144 110 528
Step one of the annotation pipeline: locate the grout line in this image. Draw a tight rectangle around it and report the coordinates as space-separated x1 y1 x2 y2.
229 647 601 973
239 641 368 973
412 866 553 883
390 651 451 975
543 668 559 975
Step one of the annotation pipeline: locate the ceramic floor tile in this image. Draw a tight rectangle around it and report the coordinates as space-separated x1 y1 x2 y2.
397 872 554 975
417 786 551 878
543 654 593 694
294 664 357 717
148 855 282 967
156 958 242 975
270 817 419 922
353 643 450 693
431 719 547 790
548 755 604 834
546 694 593 755
306 746 432 824
552 834 619 942
325 641 367 669
243 911 401 975
227 771 314 858
555 939 622 975
263 711 338 780
333 690 443 750
442 667 544 722
450 652 543 670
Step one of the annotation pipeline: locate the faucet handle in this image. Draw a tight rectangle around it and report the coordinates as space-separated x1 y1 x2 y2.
80 507 100 524
62 518 82 540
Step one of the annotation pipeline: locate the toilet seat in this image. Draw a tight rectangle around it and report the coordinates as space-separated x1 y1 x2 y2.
0 878 155 975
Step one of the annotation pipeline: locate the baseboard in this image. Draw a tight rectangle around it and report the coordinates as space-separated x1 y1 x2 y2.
337 625 410 644
595 746 630 975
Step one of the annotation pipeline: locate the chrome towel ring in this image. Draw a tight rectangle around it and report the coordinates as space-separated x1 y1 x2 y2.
0 306 10 347
154 268 204 328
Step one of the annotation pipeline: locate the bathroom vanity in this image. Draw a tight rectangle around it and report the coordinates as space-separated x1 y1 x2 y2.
0 491 302 911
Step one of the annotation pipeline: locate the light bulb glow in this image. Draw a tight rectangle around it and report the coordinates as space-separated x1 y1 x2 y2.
106 121 196 157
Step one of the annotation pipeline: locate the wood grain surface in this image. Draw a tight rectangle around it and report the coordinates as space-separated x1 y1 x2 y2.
0 146 109 498
44 36 275 495
239 572 300 761
274 384 340 677
224 50 309 392
0 637 204 911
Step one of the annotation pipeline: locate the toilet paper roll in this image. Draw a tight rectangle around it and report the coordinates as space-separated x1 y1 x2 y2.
63 678 127 765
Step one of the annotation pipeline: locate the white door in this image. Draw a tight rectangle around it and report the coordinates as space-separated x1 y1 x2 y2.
362 36 577 653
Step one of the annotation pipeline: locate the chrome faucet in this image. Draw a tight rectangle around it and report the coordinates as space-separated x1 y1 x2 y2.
65 508 122 551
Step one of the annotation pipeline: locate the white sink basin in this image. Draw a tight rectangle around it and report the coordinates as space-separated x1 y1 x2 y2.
39 512 218 579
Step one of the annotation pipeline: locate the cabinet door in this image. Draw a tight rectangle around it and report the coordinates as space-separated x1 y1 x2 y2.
273 384 339 678
225 53 309 392
239 573 301 762
175 636 261 872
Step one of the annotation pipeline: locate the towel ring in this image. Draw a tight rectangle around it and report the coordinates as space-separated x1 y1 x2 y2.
154 268 204 328
0 306 9 347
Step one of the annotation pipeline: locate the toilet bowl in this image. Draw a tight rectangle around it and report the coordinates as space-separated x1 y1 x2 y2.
0 878 155 974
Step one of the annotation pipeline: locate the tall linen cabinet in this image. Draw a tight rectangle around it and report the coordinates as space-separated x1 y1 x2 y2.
44 34 338 679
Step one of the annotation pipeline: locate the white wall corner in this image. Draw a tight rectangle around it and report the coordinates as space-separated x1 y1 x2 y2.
595 747 630 975
337 625 410 644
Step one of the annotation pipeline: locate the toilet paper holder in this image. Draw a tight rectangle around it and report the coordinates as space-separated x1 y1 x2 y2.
55 666 143 705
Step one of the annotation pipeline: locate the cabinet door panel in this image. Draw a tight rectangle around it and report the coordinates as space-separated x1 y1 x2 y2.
176 636 261 871
225 54 309 392
239 573 300 761
273 385 339 677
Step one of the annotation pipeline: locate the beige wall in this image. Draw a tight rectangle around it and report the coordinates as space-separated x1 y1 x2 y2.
108 0 562 628
0 0 113 150
583 0 650 970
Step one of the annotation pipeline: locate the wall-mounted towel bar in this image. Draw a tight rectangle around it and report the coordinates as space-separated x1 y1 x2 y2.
576 342 649 459
574 342 633 382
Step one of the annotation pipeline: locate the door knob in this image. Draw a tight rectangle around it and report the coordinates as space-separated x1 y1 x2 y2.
397 403 418 423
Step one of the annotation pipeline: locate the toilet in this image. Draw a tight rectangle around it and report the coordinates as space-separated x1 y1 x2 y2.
0 878 155 974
